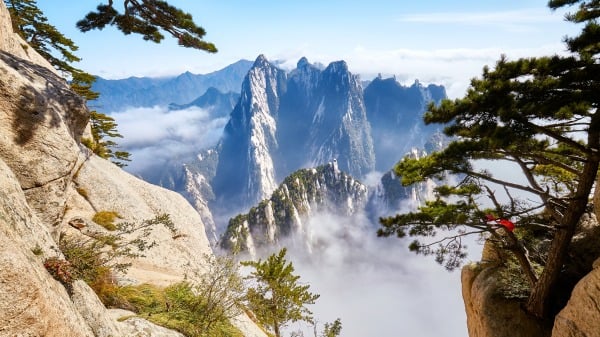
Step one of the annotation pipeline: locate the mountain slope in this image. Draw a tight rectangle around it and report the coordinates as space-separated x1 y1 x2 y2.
364 76 446 171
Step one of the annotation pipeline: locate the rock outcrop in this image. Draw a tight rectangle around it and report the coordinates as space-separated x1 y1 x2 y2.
0 3 55 72
463 218 600 337
108 309 186 337
551 258 600 337
461 243 550 337
0 2 267 336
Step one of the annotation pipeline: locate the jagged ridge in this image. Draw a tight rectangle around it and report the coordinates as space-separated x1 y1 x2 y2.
220 161 368 254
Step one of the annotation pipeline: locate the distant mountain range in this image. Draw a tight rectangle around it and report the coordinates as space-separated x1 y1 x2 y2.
92 55 448 245
91 59 253 112
210 55 446 211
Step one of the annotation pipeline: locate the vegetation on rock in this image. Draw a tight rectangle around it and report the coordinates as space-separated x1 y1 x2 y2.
108 254 247 337
92 210 120 231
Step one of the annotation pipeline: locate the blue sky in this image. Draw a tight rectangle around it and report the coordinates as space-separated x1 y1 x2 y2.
39 1 580 97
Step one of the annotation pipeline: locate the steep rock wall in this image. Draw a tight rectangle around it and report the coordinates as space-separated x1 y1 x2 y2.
0 2 267 336
461 243 550 337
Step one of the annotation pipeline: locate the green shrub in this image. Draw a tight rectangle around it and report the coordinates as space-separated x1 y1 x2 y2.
92 211 121 231
52 214 246 336
109 281 244 337
111 283 167 313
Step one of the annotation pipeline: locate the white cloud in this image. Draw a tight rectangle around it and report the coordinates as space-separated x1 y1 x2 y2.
265 211 483 337
110 106 227 173
397 9 561 26
343 43 570 98
266 41 571 99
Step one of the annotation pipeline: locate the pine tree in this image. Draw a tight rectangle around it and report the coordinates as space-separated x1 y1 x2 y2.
379 0 600 320
321 318 342 337
5 0 80 75
76 0 217 52
242 248 320 337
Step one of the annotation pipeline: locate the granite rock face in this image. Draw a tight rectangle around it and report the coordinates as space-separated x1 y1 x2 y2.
0 2 266 336
0 154 95 337
461 242 550 337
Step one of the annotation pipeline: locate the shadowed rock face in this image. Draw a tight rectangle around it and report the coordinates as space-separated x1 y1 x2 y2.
0 51 89 236
551 259 600 337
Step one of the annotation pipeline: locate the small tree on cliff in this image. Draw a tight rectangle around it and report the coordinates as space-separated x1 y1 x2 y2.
378 0 600 320
242 248 320 337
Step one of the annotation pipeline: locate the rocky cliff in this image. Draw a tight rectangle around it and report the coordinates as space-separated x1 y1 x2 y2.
0 3 266 336
462 214 600 337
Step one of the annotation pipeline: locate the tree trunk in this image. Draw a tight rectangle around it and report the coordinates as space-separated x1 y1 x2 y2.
594 174 600 220
507 230 538 287
526 121 600 319
274 322 281 337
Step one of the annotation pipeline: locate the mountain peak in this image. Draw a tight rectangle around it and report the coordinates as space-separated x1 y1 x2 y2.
253 54 270 67
179 70 194 78
297 57 310 68
324 60 349 74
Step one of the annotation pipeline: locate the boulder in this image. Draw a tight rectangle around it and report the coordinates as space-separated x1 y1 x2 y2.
551 258 600 337
70 280 124 337
108 309 186 337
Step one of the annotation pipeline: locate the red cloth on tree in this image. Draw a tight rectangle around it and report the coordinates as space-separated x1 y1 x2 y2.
497 219 515 232
485 214 515 232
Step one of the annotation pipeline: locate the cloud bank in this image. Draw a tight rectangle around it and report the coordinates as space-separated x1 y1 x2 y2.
269 211 482 337
109 106 227 174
